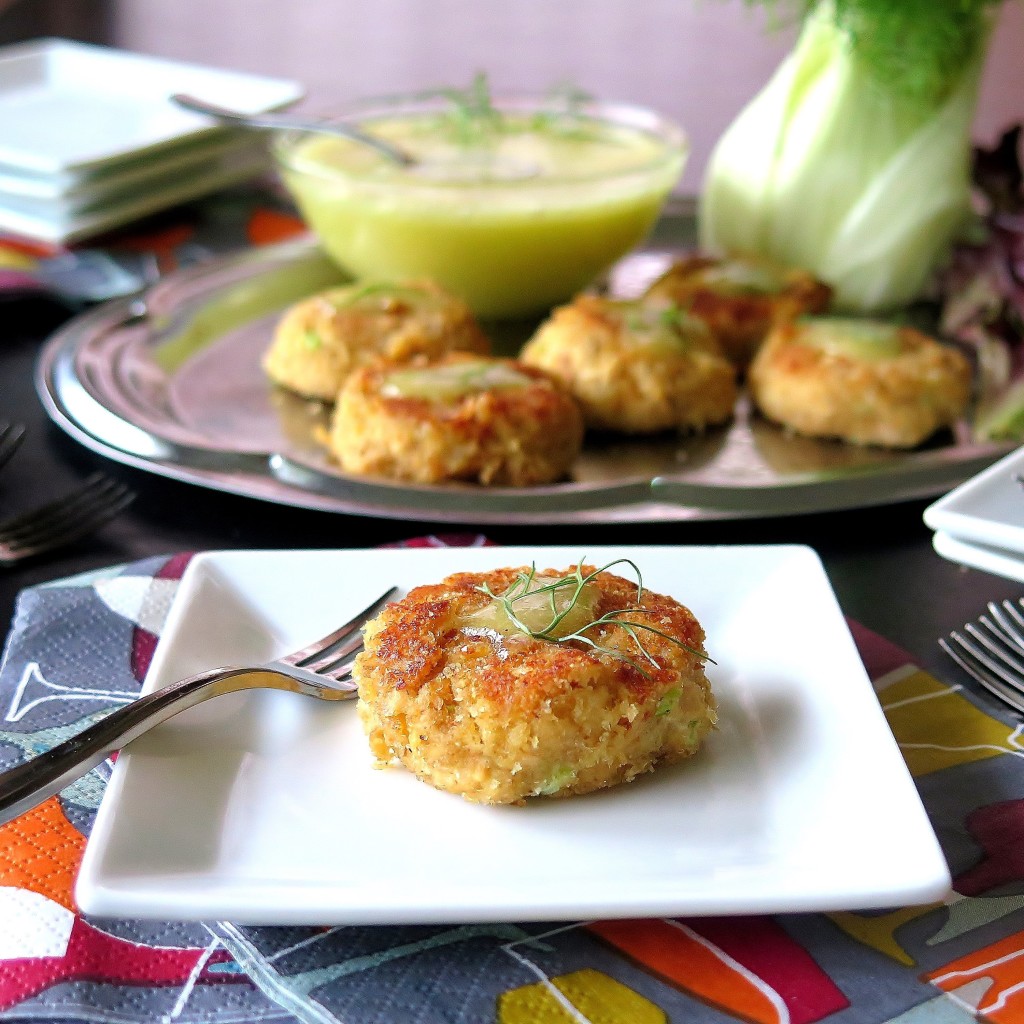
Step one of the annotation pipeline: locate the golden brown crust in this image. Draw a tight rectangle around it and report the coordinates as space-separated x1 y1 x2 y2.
643 254 833 368
748 318 973 448
353 565 717 804
519 294 738 434
262 278 490 400
328 352 584 485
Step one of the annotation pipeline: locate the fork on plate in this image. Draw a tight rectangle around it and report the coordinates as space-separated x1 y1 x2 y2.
940 598 1024 715
0 472 136 566
0 586 398 824
0 422 26 473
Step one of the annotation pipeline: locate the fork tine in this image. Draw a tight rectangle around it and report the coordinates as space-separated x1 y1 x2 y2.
951 627 1024 695
0 474 115 537
989 599 1024 650
0 474 135 562
303 644 364 682
940 633 1024 715
9 476 131 538
966 619 1024 677
0 422 25 470
284 586 398 670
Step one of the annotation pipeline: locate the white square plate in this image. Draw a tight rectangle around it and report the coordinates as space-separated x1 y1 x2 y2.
932 529 1024 584
924 444 1024 556
0 140 270 243
76 545 951 925
0 38 302 175
0 134 257 205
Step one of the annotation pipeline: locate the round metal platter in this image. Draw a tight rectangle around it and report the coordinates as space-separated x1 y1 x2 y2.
34 204 1012 525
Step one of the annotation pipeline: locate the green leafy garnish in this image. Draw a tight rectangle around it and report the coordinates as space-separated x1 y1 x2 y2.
301 328 322 351
408 73 602 148
741 0 1001 103
527 81 604 143
406 72 505 147
475 558 712 678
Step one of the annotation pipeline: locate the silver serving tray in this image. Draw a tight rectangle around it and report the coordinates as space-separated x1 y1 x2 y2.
34 209 1012 525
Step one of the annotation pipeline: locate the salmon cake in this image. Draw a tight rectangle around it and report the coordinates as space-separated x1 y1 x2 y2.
328 352 584 485
519 294 737 434
748 316 973 448
262 278 490 400
643 253 832 368
353 560 717 805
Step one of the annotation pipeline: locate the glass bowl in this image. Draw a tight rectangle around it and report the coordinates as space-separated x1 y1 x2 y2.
272 92 688 319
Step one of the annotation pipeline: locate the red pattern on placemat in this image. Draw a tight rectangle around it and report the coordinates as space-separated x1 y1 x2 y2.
588 917 848 1024
381 534 495 549
0 918 238 1010
845 618 911 681
130 552 197 682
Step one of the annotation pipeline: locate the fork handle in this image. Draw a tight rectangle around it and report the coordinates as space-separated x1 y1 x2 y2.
0 666 306 825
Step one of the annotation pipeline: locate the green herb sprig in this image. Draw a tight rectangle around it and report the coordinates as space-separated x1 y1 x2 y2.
403 73 604 148
475 558 712 677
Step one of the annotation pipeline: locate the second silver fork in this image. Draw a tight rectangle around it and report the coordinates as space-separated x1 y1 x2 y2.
0 422 26 472
0 473 136 566
940 597 1024 715
0 586 397 824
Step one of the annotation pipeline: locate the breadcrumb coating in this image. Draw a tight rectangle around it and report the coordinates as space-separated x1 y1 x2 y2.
262 278 490 400
329 352 584 485
643 253 832 368
519 294 737 434
748 316 972 448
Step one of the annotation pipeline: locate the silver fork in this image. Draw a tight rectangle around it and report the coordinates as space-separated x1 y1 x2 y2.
940 598 1024 715
0 473 136 566
0 421 26 472
0 586 397 824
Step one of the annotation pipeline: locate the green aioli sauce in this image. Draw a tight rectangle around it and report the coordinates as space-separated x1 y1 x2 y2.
276 107 686 318
798 317 904 360
381 359 531 401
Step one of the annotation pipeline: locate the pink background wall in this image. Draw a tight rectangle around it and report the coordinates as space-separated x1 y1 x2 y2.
111 0 1024 194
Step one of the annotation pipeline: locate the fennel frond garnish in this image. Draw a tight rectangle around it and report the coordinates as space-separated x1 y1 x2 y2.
409 74 600 147
474 559 711 677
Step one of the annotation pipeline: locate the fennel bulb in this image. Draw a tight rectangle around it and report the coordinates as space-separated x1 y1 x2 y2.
699 0 997 313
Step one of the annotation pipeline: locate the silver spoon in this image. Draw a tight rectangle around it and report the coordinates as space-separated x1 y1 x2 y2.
170 93 416 166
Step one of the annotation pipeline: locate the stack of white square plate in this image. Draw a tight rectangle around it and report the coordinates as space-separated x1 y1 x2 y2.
0 37 303 244
924 445 1024 583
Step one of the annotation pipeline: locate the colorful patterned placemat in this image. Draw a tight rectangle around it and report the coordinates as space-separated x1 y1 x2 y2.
1 537 1023 1023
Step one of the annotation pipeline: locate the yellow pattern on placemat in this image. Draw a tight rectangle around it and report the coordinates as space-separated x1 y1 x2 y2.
877 668 1021 777
828 905 942 967
497 969 665 1024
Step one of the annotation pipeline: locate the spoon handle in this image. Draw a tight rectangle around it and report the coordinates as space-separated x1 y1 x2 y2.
170 93 414 165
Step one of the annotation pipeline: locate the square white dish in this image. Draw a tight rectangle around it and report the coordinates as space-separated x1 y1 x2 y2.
0 142 270 243
0 37 302 175
76 545 951 925
0 134 258 205
932 529 1024 584
923 444 1024 555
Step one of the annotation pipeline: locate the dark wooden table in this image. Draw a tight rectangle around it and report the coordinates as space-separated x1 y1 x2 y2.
2 293 1018 690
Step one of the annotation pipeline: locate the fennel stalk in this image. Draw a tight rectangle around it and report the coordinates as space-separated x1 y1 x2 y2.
700 0 1001 313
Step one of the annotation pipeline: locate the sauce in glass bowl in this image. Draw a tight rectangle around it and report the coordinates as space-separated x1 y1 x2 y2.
273 94 688 319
